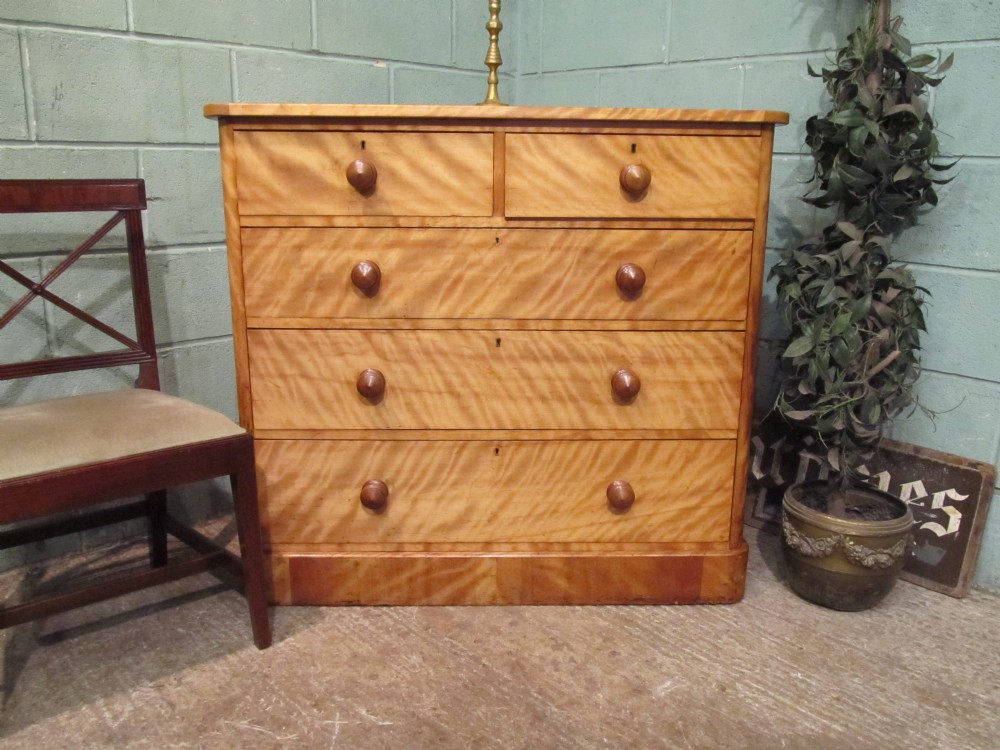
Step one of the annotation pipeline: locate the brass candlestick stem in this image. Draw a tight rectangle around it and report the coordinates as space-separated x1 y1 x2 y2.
479 0 506 105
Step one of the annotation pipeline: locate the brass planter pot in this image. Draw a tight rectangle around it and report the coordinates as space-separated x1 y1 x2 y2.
781 481 914 611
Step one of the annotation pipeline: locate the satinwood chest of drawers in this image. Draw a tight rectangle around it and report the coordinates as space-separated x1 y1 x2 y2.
205 103 787 606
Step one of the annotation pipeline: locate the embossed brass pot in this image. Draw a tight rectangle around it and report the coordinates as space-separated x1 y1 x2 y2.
781 481 913 611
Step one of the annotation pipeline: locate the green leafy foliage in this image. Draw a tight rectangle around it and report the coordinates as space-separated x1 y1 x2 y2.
771 1 953 479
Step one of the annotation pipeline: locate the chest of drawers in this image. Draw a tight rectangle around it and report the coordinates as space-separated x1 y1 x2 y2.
205 103 787 605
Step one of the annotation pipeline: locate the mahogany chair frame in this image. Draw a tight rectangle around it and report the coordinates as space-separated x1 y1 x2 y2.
0 179 270 648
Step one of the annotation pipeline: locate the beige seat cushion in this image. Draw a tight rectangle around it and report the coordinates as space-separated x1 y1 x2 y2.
0 389 246 481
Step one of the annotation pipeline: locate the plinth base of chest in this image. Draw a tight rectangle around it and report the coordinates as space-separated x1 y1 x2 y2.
266 545 748 606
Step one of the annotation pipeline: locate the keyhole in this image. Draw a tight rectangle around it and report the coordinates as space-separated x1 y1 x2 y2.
631 143 637 153
494 447 500 456
495 236 501 245
495 338 502 347
361 140 366 150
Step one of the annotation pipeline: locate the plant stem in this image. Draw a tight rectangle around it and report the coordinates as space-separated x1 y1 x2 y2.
875 0 890 47
865 0 892 94
867 349 901 379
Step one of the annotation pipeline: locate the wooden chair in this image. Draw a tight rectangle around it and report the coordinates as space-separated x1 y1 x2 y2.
0 179 270 649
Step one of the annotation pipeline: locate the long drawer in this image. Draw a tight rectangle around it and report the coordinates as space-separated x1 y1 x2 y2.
247 329 744 431
233 130 494 217
505 133 761 219
241 228 753 322
256 439 736 545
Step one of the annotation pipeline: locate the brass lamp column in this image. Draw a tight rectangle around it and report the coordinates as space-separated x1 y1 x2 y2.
480 0 505 105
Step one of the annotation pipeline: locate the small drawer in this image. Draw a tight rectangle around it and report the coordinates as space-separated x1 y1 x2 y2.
247 329 743 431
257 438 736 544
233 130 494 217
241 227 752 322
505 133 760 219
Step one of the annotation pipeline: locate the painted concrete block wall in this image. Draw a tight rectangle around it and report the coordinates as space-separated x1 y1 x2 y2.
0 0 511 567
513 0 1000 591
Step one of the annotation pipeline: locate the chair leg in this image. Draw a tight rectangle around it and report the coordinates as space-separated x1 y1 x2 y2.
147 489 169 568
231 445 272 649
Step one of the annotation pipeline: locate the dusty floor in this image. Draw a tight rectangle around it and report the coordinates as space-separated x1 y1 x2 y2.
1 525 998 749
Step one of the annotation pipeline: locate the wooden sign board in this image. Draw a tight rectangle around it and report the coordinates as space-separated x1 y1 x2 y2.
746 424 997 598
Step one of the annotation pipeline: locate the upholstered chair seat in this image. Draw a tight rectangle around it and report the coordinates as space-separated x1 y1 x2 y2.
0 390 245 481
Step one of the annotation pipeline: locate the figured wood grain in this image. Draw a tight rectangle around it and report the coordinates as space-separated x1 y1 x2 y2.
730 126 779 546
229 122 767 138
240 227 752 322
246 319 743 333
246 329 743 431
209 103 785 607
271 541 730 555
506 134 760 219
206 102 789 125
255 438 735 545
236 215 754 230
233 130 493 217
699 542 749 602
273 546 748 605
218 123 254 430
251 428 738 441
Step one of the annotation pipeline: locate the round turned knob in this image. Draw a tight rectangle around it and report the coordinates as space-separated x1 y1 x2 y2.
346 159 378 193
619 163 651 196
351 259 381 295
607 480 636 513
360 479 389 513
616 263 646 297
611 368 641 401
356 368 386 401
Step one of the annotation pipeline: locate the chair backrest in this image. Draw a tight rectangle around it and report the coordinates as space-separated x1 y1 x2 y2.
0 179 159 391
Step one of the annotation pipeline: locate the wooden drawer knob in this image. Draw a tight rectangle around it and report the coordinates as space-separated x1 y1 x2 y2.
346 159 378 193
356 368 386 402
616 263 646 297
360 479 389 513
619 163 651 196
611 368 641 401
351 259 381 295
607 480 636 513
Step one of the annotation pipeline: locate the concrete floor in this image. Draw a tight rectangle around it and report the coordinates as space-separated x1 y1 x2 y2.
1 525 999 749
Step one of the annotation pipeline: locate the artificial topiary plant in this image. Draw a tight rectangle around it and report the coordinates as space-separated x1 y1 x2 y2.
771 0 954 479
